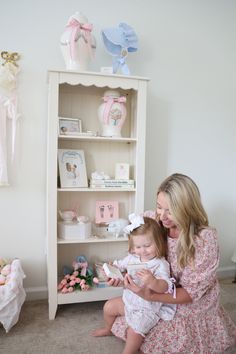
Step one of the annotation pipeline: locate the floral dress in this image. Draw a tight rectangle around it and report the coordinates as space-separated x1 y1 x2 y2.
111 228 236 353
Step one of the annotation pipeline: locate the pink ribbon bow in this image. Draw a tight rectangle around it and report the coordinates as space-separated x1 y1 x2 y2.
65 18 93 60
102 96 126 125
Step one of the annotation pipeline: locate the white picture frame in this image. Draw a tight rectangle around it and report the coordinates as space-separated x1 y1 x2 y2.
58 149 88 188
115 163 130 180
58 117 82 136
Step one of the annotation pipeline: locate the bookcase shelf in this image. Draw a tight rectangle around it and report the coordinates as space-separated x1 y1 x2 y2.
47 70 148 319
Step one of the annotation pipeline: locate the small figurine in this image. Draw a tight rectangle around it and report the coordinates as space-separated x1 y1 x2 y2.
101 22 138 75
107 218 129 238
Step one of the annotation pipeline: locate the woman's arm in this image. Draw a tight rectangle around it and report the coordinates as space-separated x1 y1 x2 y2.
124 274 192 304
137 269 168 293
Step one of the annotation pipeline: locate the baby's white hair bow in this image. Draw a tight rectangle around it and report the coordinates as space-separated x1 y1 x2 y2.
124 213 144 234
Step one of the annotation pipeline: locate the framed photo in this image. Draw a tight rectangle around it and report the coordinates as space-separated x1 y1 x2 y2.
58 117 82 136
95 201 119 224
58 149 88 188
115 163 130 180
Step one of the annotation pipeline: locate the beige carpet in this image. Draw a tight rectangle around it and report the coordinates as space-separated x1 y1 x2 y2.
0 278 236 354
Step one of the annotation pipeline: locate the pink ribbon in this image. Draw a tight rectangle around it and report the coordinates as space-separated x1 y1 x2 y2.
65 18 93 60
102 96 126 125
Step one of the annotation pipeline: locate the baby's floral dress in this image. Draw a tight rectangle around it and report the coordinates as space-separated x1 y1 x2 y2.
111 228 236 353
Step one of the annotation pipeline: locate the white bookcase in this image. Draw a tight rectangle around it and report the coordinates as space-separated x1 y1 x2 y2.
46 70 149 319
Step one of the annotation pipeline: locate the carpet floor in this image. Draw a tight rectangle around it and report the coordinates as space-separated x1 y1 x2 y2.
0 278 236 354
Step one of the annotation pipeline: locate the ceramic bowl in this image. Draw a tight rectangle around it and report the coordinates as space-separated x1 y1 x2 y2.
59 210 76 222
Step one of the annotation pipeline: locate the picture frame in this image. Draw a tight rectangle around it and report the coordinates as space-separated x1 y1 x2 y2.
58 117 82 136
58 149 88 188
115 163 130 180
95 201 119 224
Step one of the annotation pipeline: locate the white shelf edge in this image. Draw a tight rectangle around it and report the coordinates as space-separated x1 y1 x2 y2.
57 286 123 305
57 187 136 192
48 69 150 81
57 236 128 244
58 134 137 143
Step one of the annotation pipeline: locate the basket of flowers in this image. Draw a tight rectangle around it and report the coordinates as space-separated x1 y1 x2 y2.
58 255 99 293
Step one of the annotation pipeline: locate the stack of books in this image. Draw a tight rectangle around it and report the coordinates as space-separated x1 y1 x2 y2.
89 179 135 189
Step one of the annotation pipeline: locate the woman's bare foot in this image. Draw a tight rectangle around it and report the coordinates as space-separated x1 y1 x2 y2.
91 327 113 337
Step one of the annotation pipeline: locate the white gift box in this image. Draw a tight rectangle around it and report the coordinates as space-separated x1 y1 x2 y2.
58 221 91 240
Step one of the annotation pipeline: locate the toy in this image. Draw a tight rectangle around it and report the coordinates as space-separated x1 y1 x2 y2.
0 263 11 286
107 218 129 238
0 258 8 271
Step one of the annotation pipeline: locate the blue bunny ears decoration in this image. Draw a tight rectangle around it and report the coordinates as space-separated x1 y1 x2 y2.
101 22 138 75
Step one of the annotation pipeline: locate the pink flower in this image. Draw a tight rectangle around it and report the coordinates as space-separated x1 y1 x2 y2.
58 283 63 290
61 279 67 285
70 275 76 280
61 287 68 293
68 287 74 292
73 271 79 276
93 277 99 284
75 278 81 283
69 280 76 286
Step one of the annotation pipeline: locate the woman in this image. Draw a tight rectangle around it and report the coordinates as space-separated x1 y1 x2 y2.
111 173 236 353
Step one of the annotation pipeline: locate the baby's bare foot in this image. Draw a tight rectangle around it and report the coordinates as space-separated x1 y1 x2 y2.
91 327 113 337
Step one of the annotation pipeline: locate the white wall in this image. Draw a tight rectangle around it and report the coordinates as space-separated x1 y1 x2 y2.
1 0 235 298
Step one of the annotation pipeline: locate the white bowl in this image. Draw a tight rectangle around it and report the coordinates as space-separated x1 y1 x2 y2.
59 210 76 222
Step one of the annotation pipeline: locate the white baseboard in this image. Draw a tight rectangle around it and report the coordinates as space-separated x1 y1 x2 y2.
25 286 48 301
217 265 235 279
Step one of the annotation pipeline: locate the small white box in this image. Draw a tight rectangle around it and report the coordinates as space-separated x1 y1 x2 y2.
58 221 91 240
100 66 113 74
115 163 130 180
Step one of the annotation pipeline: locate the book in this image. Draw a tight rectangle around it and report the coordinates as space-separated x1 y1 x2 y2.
90 179 134 185
58 149 88 188
102 263 124 280
90 185 134 189
90 179 135 189
126 263 148 277
94 262 108 282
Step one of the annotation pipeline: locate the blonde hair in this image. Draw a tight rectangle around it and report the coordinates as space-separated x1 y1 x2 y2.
157 173 209 269
128 216 167 258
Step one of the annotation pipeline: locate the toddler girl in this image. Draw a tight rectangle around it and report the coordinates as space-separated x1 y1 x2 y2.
92 214 176 354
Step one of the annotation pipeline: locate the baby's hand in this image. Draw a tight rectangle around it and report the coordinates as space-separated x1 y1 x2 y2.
136 269 155 287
